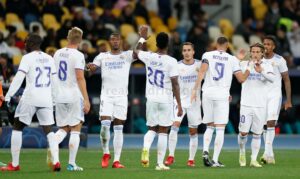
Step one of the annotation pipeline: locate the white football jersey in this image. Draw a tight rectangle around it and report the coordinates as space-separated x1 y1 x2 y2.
177 59 201 108
138 51 179 103
263 54 288 97
53 48 85 103
240 61 274 107
201 50 241 100
18 51 56 107
93 51 134 96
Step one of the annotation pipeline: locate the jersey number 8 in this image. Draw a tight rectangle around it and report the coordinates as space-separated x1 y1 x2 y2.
58 61 67 81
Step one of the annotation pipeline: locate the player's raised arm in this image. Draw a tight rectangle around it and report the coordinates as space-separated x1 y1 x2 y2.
134 25 148 58
191 61 208 102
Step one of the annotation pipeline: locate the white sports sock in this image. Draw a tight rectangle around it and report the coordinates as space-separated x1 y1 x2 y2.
113 125 123 162
203 126 214 152
100 120 111 154
55 129 67 144
69 131 80 165
47 132 59 164
189 134 198 160
212 127 225 162
251 134 261 161
11 130 22 167
238 134 248 154
143 130 156 150
157 133 168 165
168 126 179 157
263 129 267 156
266 127 275 157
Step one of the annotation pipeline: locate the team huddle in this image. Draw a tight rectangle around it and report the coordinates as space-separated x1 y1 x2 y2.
0 25 292 171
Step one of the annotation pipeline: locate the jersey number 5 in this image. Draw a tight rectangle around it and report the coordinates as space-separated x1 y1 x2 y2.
148 67 164 88
213 62 225 81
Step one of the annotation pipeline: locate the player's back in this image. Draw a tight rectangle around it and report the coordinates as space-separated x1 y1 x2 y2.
177 59 201 107
54 48 85 103
202 50 240 100
138 51 178 103
20 51 56 107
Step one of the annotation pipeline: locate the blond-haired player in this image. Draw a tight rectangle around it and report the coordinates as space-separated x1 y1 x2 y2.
51 27 90 171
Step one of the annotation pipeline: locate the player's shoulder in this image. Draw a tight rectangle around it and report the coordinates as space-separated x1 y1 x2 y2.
95 51 109 59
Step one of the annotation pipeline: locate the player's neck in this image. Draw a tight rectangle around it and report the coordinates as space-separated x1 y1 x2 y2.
67 44 78 49
264 52 275 59
157 49 167 55
111 49 121 55
183 58 194 65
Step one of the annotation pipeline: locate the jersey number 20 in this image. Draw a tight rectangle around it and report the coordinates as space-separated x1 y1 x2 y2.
148 67 164 88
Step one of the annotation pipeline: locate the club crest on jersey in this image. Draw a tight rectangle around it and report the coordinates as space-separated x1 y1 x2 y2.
120 55 125 59
150 61 162 67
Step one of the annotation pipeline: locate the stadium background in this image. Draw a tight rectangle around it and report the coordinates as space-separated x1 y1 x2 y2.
0 0 300 136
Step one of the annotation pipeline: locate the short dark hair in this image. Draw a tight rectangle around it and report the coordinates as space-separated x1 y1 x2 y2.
110 32 121 39
182 42 194 50
263 35 277 45
216 36 228 45
156 32 169 49
250 42 265 52
26 34 42 49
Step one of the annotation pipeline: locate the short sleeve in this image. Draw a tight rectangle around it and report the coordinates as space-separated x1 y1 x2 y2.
278 57 288 73
75 53 86 70
93 53 103 67
138 51 151 63
18 56 29 74
239 61 247 73
169 58 179 77
232 57 241 73
201 52 209 64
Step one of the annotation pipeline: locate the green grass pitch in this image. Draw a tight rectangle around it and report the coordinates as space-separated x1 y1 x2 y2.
0 149 299 178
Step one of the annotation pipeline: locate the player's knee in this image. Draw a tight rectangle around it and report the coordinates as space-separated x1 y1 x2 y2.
206 122 214 127
158 126 169 134
13 119 26 131
173 121 181 128
148 126 158 132
240 132 248 136
100 116 111 121
41 125 52 134
114 119 125 125
189 128 198 135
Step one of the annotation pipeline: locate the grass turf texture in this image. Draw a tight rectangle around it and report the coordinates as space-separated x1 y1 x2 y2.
0 149 299 178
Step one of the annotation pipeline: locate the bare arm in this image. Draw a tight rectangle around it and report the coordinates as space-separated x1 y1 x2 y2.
191 62 208 102
281 71 292 110
171 76 183 117
133 25 148 58
76 69 90 114
234 70 250 83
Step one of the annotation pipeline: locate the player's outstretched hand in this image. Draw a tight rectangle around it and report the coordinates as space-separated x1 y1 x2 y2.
83 99 91 114
236 49 247 60
284 101 292 111
86 63 97 72
138 25 149 40
177 105 183 117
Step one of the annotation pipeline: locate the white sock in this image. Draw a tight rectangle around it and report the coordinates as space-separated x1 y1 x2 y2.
55 129 67 144
251 134 261 161
157 133 168 165
100 120 111 154
69 131 80 166
189 134 198 160
212 127 225 162
47 132 59 164
168 126 179 157
266 127 275 157
11 130 22 167
113 125 123 162
238 134 248 154
263 129 267 156
143 130 156 150
203 126 214 152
